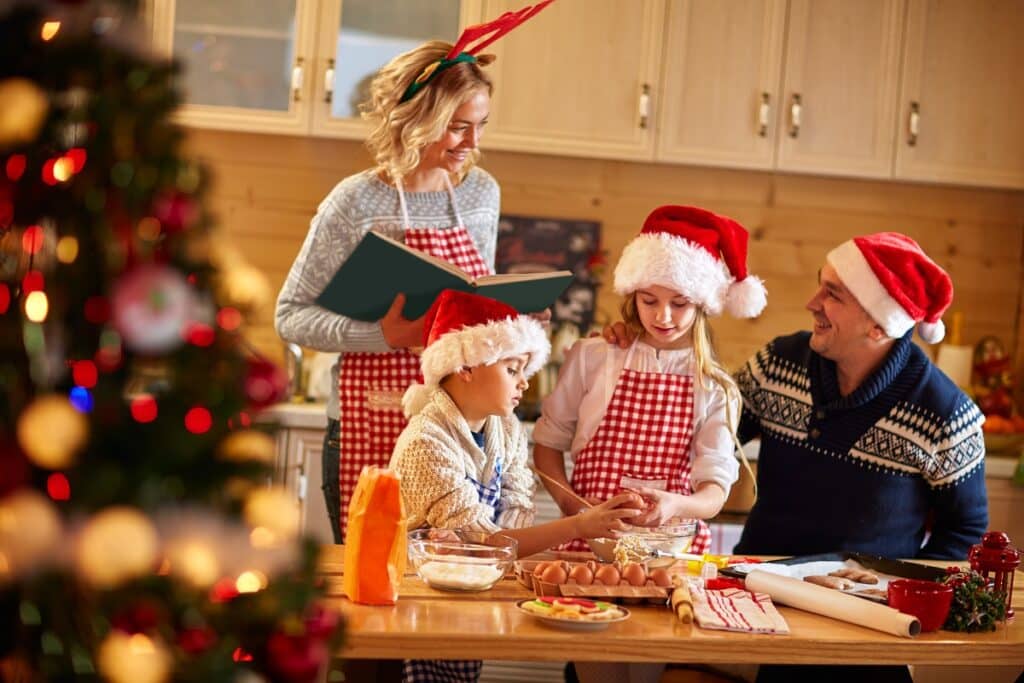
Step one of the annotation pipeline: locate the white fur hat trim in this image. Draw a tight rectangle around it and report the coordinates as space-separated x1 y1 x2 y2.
402 315 549 417
613 233 732 315
827 240 916 339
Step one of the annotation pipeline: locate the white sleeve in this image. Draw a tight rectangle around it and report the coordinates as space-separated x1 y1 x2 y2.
689 381 741 493
531 339 589 451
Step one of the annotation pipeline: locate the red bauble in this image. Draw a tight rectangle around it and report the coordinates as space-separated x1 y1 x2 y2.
177 626 217 655
153 191 198 234
110 601 162 635
303 604 340 640
266 631 328 683
243 355 288 410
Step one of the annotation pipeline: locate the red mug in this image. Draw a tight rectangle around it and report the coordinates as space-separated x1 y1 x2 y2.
887 579 954 632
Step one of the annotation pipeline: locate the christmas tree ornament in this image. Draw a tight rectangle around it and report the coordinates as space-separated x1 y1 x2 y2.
111 264 195 353
266 629 329 683
151 190 196 234
0 489 63 578
16 394 89 469
217 430 276 464
76 506 159 587
0 78 49 149
96 631 171 683
243 488 300 541
243 355 289 410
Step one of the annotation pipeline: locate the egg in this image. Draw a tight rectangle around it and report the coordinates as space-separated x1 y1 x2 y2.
649 568 672 588
568 564 594 586
621 562 647 587
593 565 620 586
533 561 551 577
539 563 568 585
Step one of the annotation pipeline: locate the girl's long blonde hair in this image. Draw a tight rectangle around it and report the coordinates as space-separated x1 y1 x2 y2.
361 41 495 182
620 293 756 495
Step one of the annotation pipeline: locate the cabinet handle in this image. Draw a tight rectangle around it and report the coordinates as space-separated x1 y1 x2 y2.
757 92 771 137
638 83 651 129
907 101 920 146
788 93 802 138
324 58 335 104
291 57 305 102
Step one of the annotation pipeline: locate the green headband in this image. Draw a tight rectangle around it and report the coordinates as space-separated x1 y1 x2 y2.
399 52 478 103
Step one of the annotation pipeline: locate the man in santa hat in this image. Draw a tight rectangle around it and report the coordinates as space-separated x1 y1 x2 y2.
733 232 987 562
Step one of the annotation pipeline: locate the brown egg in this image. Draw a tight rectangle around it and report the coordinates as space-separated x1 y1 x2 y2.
621 562 647 587
539 563 568 585
568 564 594 586
648 568 672 588
532 561 551 577
593 565 620 586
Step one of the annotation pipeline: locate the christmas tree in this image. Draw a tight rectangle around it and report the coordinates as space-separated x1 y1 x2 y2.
0 2 341 681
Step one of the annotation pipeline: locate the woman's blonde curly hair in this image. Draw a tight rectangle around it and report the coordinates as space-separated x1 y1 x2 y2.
362 40 495 182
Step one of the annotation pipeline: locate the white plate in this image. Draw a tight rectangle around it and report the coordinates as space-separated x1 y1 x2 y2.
515 599 630 631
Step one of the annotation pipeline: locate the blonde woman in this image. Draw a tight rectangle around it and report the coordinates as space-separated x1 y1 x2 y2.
533 205 768 551
275 39 501 544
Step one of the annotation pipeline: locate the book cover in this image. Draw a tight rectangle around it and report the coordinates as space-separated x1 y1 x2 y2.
315 231 573 322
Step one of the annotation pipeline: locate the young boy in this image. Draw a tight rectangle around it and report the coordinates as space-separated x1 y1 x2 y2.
391 289 642 558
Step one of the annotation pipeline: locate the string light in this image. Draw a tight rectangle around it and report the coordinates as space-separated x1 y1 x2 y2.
24 291 48 322
184 406 212 434
216 307 242 331
5 154 26 181
130 395 158 423
0 283 9 314
40 21 60 41
52 157 74 182
72 360 98 388
22 226 44 254
46 473 71 501
68 386 93 413
235 570 267 594
137 217 160 241
56 236 79 263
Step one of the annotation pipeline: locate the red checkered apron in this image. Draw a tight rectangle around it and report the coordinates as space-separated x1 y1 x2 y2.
337 175 491 533
564 343 712 553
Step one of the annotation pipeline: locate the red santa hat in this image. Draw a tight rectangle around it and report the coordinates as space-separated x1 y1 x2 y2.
826 232 953 344
402 289 550 417
613 205 767 318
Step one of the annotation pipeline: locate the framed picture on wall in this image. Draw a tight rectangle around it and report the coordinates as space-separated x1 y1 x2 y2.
495 214 603 332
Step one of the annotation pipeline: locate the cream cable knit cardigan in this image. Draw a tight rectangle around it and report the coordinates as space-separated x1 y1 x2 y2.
389 388 536 533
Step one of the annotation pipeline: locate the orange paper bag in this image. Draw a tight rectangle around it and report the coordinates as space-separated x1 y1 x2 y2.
343 466 407 605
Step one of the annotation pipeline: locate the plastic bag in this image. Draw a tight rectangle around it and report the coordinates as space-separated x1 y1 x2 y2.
343 466 407 605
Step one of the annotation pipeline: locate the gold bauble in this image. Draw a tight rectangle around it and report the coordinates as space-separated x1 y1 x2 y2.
243 487 299 541
0 78 49 150
76 507 159 587
17 394 89 469
165 538 220 588
97 632 171 683
217 430 276 464
0 490 62 579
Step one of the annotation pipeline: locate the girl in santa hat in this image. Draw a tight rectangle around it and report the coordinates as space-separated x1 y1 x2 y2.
392 289 642 683
533 205 767 557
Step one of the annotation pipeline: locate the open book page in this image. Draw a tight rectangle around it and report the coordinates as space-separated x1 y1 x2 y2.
475 270 573 286
370 231 471 282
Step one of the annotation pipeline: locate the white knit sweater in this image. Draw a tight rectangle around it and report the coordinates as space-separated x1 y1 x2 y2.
389 388 536 533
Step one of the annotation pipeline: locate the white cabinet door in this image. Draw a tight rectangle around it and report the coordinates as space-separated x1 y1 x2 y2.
150 0 320 134
894 0 1024 189
655 0 786 170
775 0 905 178
474 0 665 161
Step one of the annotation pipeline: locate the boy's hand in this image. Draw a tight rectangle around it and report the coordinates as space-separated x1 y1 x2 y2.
622 486 692 527
574 492 643 540
598 321 634 349
381 293 426 349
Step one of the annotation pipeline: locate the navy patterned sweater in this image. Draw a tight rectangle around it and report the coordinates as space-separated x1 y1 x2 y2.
734 331 987 560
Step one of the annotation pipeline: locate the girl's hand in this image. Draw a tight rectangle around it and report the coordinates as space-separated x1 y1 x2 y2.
622 486 693 527
381 293 426 349
562 495 604 517
574 492 643 539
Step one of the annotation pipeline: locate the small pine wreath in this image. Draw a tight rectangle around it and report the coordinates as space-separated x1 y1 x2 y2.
941 568 1007 632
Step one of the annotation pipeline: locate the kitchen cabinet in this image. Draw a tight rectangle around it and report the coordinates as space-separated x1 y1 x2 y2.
655 0 786 170
774 0 905 178
894 0 1024 189
470 0 664 161
148 0 468 137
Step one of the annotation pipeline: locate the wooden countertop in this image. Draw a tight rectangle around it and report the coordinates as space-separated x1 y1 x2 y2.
318 545 1024 666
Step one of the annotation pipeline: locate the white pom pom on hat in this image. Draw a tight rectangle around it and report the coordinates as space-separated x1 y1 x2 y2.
826 232 953 344
613 205 766 318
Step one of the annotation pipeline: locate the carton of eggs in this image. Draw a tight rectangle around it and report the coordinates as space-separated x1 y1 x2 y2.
518 559 675 604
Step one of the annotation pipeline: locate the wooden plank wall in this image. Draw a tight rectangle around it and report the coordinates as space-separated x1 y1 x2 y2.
185 129 1024 377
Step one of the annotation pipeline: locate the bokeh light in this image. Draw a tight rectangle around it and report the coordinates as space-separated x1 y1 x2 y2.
16 394 87 469
24 291 48 322
56 236 79 263
46 473 70 501
130 394 158 423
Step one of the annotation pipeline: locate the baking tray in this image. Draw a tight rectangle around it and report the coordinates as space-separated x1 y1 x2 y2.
721 552 946 581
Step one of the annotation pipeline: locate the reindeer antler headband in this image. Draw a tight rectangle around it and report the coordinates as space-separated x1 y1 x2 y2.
399 0 554 104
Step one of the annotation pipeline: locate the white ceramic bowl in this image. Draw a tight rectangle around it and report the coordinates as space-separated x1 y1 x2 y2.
407 528 517 592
